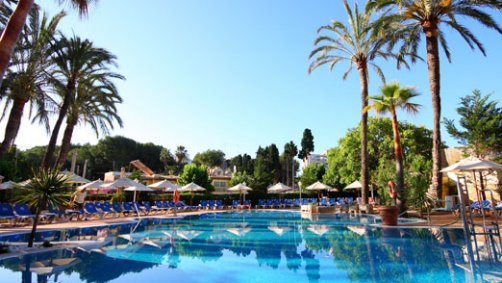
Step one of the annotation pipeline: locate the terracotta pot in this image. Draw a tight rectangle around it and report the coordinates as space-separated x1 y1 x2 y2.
379 206 398 226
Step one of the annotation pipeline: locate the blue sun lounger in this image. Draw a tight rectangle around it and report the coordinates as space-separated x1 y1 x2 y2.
0 203 17 226
13 204 36 223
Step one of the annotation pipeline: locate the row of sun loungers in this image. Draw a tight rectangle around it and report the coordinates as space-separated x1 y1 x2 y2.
468 200 502 214
0 203 51 226
255 197 355 209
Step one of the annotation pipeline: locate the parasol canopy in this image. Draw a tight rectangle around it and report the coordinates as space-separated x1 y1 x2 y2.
267 182 293 193
0 180 17 190
104 177 142 188
306 181 331 191
78 179 105 190
124 183 153 202
179 182 206 192
227 183 253 193
441 156 502 173
344 180 362 191
148 179 181 192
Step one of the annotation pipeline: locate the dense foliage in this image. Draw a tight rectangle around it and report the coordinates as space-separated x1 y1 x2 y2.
324 117 434 207
178 164 213 191
444 90 502 159
192 149 225 168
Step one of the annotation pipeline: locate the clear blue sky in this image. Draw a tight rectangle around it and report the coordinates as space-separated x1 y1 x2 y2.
7 0 502 159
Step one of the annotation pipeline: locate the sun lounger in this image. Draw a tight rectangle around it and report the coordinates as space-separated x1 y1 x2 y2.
141 201 159 214
96 201 116 218
0 203 17 226
216 200 225 209
175 201 197 211
200 200 208 209
132 202 148 215
122 202 135 215
112 202 126 215
13 204 36 223
84 203 103 219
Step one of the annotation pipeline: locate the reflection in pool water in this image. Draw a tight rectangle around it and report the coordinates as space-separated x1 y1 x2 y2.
0 211 485 282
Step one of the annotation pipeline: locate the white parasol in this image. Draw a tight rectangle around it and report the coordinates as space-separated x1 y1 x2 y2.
124 183 154 202
0 180 17 190
227 183 253 204
179 182 207 205
267 182 293 194
148 179 181 192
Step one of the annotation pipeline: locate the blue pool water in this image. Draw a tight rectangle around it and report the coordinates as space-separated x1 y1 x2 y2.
0 211 489 282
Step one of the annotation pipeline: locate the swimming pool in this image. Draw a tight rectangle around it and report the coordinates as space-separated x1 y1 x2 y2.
0 211 482 282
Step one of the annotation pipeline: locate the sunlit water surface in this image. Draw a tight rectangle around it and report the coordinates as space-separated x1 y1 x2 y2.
0 211 490 282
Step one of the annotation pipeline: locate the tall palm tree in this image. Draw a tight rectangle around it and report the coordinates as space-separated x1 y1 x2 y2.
175 145 188 164
0 0 96 89
309 0 410 204
0 7 64 159
42 35 119 168
365 82 421 213
56 76 124 166
368 0 502 198
16 168 70 247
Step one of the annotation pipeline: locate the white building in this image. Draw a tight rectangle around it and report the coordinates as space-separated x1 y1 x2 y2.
303 153 328 169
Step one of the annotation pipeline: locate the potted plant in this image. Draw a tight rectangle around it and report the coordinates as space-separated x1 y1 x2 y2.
379 181 398 226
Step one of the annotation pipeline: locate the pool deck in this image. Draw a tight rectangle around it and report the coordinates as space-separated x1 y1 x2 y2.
1 208 501 235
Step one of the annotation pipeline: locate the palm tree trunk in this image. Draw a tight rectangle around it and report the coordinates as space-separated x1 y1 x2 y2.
391 111 405 213
56 120 75 167
42 92 71 169
0 98 27 159
27 209 41 247
426 34 443 199
358 64 369 205
0 0 34 89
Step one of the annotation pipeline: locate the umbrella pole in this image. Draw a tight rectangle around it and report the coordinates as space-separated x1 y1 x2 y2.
471 171 487 226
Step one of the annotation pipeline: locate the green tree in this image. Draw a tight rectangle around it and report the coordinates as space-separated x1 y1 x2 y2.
0 0 97 89
365 82 421 212
43 35 120 169
309 0 413 205
300 163 326 188
298 128 314 161
0 7 64 159
324 117 433 206
229 171 254 187
16 168 70 247
178 164 213 204
230 154 253 175
159 147 175 173
369 0 502 198
56 69 124 166
282 141 298 187
192 149 225 168
252 148 273 192
444 90 502 158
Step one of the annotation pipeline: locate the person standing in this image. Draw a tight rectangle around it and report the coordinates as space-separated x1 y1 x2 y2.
71 187 87 210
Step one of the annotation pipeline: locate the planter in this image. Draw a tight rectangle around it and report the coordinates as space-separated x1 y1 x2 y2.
379 206 398 226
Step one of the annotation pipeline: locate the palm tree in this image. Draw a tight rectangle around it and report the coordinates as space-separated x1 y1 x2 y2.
175 145 188 164
0 7 65 159
42 35 119 168
0 0 96 89
309 0 410 204
368 0 502 198
16 168 70 247
364 82 421 213
175 145 188 174
56 75 124 166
